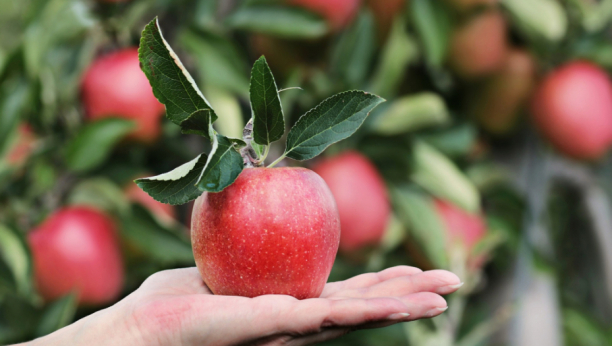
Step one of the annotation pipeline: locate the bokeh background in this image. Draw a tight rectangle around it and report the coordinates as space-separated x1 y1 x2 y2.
2 0 612 345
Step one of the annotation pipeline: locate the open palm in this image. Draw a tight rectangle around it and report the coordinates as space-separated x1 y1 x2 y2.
118 266 462 346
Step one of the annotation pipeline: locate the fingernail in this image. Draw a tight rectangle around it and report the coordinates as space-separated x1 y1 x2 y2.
436 282 464 294
425 306 448 318
386 312 410 320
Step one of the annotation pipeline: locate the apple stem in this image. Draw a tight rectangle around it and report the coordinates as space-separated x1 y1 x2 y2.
268 154 286 168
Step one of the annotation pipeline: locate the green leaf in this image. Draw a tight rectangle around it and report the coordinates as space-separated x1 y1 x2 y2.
502 0 567 42
67 178 130 214
371 93 449 135
331 11 376 87
135 154 209 205
226 6 328 39
120 205 193 264
0 79 32 157
410 0 451 67
35 293 77 337
250 56 285 145
196 132 244 192
391 186 448 268
65 118 135 173
419 123 477 158
178 30 250 97
284 91 385 161
0 224 32 296
370 19 419 98
139 17 216 125
411 141 480 213
180 109 214 138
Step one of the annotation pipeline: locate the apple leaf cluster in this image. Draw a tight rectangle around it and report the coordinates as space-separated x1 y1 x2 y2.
135 17 385 205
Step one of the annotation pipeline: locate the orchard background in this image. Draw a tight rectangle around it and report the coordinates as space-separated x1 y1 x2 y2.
1 0 612 345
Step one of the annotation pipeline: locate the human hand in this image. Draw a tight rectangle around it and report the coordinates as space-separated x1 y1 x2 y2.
23 266 462 346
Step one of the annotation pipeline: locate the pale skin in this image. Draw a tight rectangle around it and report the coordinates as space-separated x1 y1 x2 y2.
18 266 462 346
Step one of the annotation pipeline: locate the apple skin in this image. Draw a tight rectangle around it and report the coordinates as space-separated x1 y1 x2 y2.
434 199 486 253
531 61 612 160
472 49 536 135
448 10 508 79
28 206 124 305
191 167 340 299
312 151 390 253
81 48 165 143
288 0 361 32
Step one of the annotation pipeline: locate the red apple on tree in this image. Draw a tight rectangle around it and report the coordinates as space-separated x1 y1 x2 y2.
531 61 612 160
434 199 486 256
313 151 390 253
81 48 165 143
288 0 361 32
28 206 124 305
135 19 385 298
448 10 508 79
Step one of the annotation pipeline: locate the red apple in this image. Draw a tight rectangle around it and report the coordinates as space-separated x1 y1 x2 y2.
191 167 340 299
81 48 165 143
4 124 36 166
365 0 406 41
312 151 390 253
287 0 361 32
472 49 536 135
434 199 486 253
28 206 124 305
125 177 176 224
531 61 612 160
448 10 508 79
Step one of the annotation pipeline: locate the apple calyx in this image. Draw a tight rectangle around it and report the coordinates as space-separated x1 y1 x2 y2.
134 17 385 206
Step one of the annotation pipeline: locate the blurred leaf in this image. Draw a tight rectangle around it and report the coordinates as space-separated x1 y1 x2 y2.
391 186 448 268
139 18 216 125
207 86 246 139
380 214 406 252
120 205 193 264
280 68 305 116
196 133 244 192
0 79 31 157
226 6 328 39
178 30 250 97
331 11 377 87
370 19 419 98
250 56 285 145
563 308 610 346
67 178 129 214
411 141 480 213
136 154 208 205
0 224 32 297
0 294 39 344
371 93 449 135
35 293 77 337
502 0 567 42
419 123 477 158
410 0 451 67
284 91 385 161
65 118 135 172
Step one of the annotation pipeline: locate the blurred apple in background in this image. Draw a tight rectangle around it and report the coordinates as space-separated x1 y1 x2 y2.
531 61 612 160
3 124 36 167
313 151 390 254
125 176 176 224
288 0 361 32
81 48 165 143
365 0 406 41
191 167 340 299
448 10 508 79
472 49 536 135
28 206 124 305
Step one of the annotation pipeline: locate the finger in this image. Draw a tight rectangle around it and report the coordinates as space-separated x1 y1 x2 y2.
398 292 449 320
321 266 423 298
335 270 462 299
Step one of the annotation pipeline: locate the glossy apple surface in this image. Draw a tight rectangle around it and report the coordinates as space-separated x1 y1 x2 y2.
531 61 612 160
288 0 361 31
449 10 507 78
313 151 390 253
191 167 340 299
81 48 165 143
28 206 124 305
473 49 536 135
